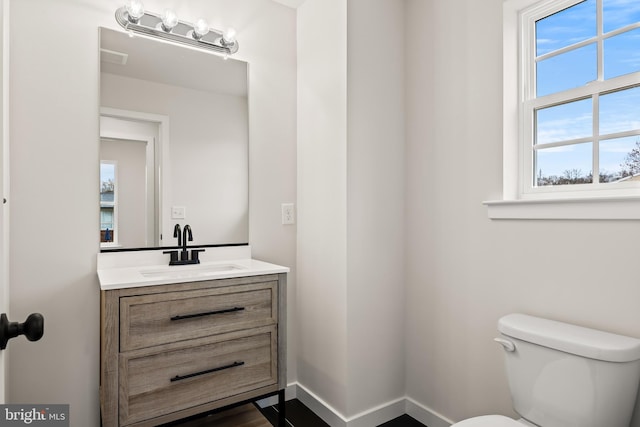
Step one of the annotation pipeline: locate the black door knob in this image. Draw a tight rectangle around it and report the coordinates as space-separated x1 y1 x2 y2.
0 313 44 350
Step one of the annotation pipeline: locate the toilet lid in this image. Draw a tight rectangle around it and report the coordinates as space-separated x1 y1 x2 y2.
452 415 524 427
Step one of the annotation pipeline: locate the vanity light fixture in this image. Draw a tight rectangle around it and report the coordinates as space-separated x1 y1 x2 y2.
221 28 237 47
124 0 145 23
192 18 210 40
160 9 178 32
115 2 239 56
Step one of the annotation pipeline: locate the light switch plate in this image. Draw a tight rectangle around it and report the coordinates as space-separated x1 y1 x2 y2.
172 206 186 219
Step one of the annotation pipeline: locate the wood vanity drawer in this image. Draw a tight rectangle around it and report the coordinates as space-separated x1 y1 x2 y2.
120 281 277 351
119 326 277 426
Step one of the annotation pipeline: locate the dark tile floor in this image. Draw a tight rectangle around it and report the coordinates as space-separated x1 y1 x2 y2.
259 399 426 427
378 414 426 427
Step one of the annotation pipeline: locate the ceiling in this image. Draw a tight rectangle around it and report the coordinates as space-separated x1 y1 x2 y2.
271 0 307 8
100 28 248 97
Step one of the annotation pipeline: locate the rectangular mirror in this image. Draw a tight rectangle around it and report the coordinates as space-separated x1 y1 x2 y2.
99 27 249 250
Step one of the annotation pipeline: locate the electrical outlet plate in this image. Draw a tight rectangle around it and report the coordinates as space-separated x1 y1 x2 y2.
281 203 295 225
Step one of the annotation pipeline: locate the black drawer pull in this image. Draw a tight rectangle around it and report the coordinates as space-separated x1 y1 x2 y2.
170 361 245 382
170 306 245 321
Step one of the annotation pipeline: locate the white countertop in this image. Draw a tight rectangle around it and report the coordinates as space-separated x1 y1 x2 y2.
97 246 289 290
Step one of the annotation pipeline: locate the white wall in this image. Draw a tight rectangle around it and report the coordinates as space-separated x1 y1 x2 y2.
8 1 296 425
405 0 640 424
297 0 405 420
346 0 405 418
297 0 349 416
9 2 103 424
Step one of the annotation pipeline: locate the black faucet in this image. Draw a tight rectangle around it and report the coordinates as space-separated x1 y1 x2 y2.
180 225 193 261
173 224 182 247
164 224 203 266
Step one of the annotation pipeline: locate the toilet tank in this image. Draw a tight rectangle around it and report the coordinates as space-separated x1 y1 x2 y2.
497 314 640 427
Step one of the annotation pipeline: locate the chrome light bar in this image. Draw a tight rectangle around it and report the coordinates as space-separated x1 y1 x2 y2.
115 6 239 56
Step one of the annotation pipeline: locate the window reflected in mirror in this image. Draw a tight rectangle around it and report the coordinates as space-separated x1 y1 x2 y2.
100 134 154 249
100 161 117 245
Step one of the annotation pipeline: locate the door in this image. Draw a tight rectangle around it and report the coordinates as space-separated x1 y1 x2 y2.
100 137 152 248
100 113 160 248
0 0 8 403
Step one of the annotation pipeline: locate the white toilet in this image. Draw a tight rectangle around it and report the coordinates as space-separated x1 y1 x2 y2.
452 313 640 427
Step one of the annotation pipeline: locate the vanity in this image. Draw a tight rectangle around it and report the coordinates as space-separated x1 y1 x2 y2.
97 17 284 426
98 247 288 427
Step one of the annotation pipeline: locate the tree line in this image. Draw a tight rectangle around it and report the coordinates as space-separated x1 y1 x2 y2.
101 179 115 193
537 138 640 186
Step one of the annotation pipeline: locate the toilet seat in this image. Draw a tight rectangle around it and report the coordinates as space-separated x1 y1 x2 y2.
451 415 525 427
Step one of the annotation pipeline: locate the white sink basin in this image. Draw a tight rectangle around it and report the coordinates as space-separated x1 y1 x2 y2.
97 250 290 290
140 263 246 279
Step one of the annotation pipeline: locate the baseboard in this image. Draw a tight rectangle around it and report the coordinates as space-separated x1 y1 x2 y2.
405 397 454 427
294 382 405 426
294 383 347 427
292 382 448 427
259 382 454 427
345 397 406 427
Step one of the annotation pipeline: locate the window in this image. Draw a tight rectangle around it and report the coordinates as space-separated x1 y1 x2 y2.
521 0 640 198
100 161 117 246
486 0 640 219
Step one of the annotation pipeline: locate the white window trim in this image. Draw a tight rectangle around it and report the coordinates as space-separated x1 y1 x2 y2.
485 195 640 220
485 0 640 220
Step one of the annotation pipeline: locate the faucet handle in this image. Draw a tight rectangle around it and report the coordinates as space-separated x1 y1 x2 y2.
190 249 205 264
163 250 179 264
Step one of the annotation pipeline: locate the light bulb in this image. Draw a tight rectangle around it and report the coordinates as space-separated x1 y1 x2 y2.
125 0 145 23
161 9 178 32
222 28 237 46
192 18 209 39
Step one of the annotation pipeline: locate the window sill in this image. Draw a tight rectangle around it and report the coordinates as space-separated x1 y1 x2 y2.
100 243 122 249
483 196 640 220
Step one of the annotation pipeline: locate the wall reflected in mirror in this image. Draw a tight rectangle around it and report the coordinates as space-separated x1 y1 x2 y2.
99 27 249 250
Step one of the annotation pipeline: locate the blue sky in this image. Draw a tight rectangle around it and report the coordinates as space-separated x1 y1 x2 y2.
534 0 640 181
100 162 115 190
